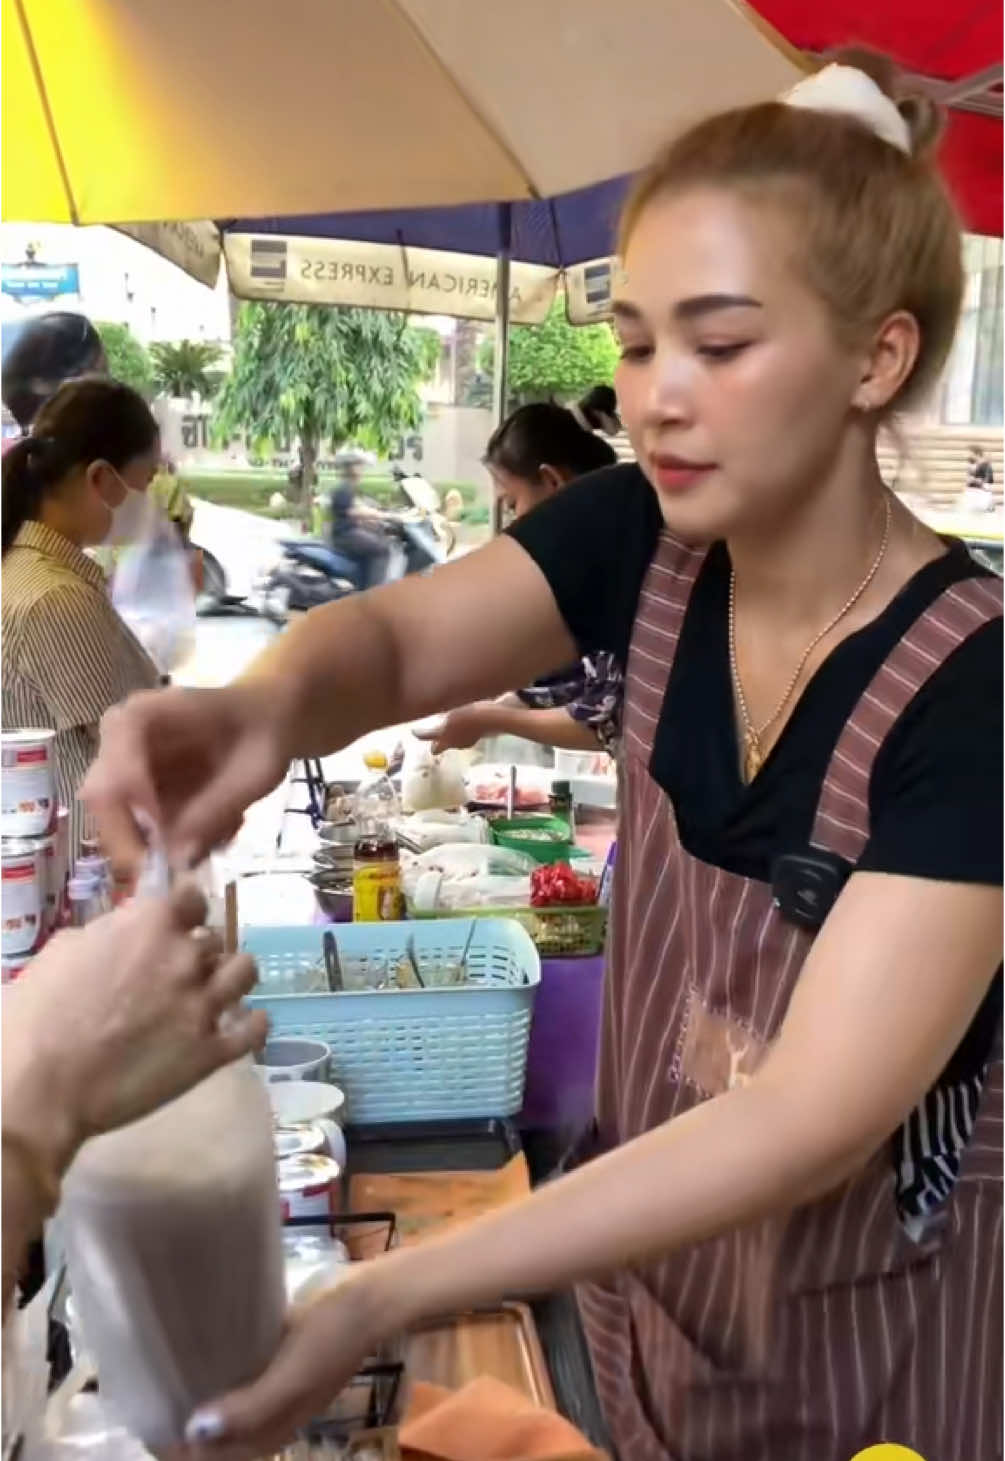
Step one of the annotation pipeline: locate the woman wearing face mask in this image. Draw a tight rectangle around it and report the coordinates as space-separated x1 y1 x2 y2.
419 394 623 758
2 377 161 854
84 50 1001 1461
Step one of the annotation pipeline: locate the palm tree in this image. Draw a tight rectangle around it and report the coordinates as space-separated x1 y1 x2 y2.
150 339 224 400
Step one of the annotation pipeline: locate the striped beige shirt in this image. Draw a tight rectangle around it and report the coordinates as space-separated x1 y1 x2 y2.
2 521 159 855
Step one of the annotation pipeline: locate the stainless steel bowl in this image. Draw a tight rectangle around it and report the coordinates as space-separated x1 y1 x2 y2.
318 821 357 848
307 873 353 921
313 847 354 873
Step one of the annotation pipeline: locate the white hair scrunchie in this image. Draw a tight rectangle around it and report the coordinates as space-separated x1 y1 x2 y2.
781 63 911 155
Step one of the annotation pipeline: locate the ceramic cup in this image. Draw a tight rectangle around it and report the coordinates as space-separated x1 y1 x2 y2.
268 1080 347 1167
257 1036 331 1084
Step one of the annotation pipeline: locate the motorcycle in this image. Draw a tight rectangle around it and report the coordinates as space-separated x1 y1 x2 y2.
390 465 457 557
252 480 447 624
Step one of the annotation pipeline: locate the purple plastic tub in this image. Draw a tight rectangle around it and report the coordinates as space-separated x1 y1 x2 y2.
519 953 604 1130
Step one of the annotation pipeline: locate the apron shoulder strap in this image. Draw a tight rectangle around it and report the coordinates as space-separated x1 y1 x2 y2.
623 531 707 762
811 574 1003 863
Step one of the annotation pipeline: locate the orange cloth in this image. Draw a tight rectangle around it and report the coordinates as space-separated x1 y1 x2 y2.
398 1376 606 1461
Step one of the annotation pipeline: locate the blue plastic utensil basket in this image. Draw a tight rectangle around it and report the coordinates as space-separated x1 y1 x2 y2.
243 919 540 1123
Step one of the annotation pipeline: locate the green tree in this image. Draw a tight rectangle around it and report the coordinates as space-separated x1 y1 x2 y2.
96 321 154 397
478 296 618 411
214 303 438 512
453 319 486 405
150 339 224 399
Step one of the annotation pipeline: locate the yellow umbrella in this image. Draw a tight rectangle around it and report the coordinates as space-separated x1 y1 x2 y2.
3 0 802 228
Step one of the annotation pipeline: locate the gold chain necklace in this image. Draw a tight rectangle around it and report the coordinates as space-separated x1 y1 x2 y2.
729 493 892 784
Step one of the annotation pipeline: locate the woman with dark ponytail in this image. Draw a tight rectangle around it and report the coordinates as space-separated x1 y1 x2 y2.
2 378 162 852
418 389 625 757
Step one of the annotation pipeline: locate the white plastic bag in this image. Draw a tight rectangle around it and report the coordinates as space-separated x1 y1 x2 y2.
111 509 196 675
42 1393 155 1461
400 738 467 813
411 872 532 912
409 843 536 878
403 842 536 912
2 1276 55 1461
393 808 489 852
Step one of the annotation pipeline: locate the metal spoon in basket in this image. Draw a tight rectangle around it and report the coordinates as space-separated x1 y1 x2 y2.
455 917 477 984
394 933 425 990
322 931 344 992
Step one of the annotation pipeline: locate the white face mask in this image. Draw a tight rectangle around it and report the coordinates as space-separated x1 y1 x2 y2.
101 471 150 546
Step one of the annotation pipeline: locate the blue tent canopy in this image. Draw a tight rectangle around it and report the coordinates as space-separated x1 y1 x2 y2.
222 174 631 269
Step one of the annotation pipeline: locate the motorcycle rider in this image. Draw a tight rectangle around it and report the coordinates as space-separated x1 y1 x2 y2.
328 449 390 591
2 312 106 445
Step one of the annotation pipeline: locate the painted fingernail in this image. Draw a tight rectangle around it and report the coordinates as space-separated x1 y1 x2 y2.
185 1408 226 1443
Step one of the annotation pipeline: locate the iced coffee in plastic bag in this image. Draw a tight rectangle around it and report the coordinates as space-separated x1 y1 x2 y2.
60 1058 285 1451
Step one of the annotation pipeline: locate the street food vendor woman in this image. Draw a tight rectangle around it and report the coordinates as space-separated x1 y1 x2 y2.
85 50 1002 1461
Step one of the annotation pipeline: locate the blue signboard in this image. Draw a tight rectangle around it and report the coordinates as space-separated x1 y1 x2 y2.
1 262 80 303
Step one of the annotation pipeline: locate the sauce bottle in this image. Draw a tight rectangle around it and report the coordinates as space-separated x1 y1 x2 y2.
353 751 404 922
549 779 574 836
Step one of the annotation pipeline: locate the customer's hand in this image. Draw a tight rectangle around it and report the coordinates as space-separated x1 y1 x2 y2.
182 1266 399 1460
2 883 267 1178
414 702 495 755
82 682 293 878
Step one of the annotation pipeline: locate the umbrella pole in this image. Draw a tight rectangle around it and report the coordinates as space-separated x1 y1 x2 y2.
491 203 512 535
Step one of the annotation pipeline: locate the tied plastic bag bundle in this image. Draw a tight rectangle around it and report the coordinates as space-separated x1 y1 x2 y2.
393 808 490 853
400 737 467 814
111 507 196 675
404 842 536 912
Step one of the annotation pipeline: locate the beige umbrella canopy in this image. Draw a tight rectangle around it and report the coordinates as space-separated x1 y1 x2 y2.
3 0 801 228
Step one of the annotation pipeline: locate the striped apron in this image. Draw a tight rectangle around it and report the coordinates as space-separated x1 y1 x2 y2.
577 532 1003 1461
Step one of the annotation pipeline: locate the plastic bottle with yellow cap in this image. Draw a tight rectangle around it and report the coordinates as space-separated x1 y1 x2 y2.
352 750 404 922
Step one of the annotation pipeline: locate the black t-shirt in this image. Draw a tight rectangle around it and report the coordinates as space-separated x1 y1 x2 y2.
507 463 1003 889
510 464 1003 1226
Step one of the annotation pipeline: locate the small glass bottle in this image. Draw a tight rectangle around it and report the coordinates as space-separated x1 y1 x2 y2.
75 855 112 914
67 875 98 928
549 779 574 836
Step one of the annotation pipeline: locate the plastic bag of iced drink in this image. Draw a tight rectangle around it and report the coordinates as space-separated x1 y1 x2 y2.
111 507 196 676
59 1059 286 1451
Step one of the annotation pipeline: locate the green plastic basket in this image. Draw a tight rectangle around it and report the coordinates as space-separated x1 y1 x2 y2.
410 902 607 958
490 814 573 865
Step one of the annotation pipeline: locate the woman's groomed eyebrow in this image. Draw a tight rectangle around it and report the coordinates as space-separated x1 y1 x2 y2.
612 294 763 325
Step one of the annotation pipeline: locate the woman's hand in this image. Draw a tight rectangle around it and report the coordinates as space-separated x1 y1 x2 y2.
182 1266 400 1460
2 883 268 1179
414 703 497 754
82 681 294 878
